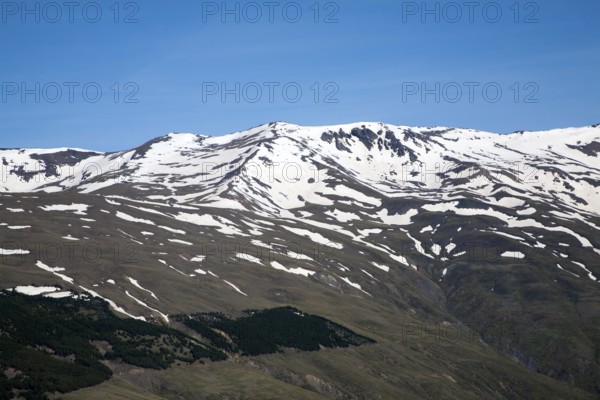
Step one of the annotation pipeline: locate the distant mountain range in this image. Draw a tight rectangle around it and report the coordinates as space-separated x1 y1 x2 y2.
1 122 599 399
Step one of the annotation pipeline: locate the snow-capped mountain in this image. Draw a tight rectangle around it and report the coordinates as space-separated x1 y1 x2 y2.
2 122 599 214
1 122 600 396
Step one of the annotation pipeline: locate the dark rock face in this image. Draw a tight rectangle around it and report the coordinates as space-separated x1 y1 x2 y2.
321 127 418 161
30 150 98 167
3 150 98 182
567 141 600 157
131 136 170 160
30 150 99 178
350 127 379 151
321 130 352 154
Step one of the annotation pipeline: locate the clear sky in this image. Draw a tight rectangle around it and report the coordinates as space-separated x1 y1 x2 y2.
1 0 599 151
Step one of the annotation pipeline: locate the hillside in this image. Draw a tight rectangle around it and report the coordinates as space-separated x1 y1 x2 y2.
1 122 599 399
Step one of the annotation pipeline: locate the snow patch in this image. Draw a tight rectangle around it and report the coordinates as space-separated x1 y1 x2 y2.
127 277 159 301
158 225 186 234
80 286 146 321
223 280 248 296
116 211 155 225
281 226 343 249
236 253 262 265
168 239 193 246
0 248 30 255
501 251 526 259
15 286 59 296
40 204 89 215
62 235 80 241
270 261 315 277
371 262 390 272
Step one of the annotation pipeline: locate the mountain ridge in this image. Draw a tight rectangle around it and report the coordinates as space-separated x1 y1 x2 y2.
4 120 600 154
2 121 599 215
1 121 600 397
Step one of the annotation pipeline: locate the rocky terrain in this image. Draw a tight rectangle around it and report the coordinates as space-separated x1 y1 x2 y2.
1 122 599 399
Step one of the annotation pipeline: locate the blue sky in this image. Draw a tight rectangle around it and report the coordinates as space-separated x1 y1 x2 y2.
1 0 599 151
